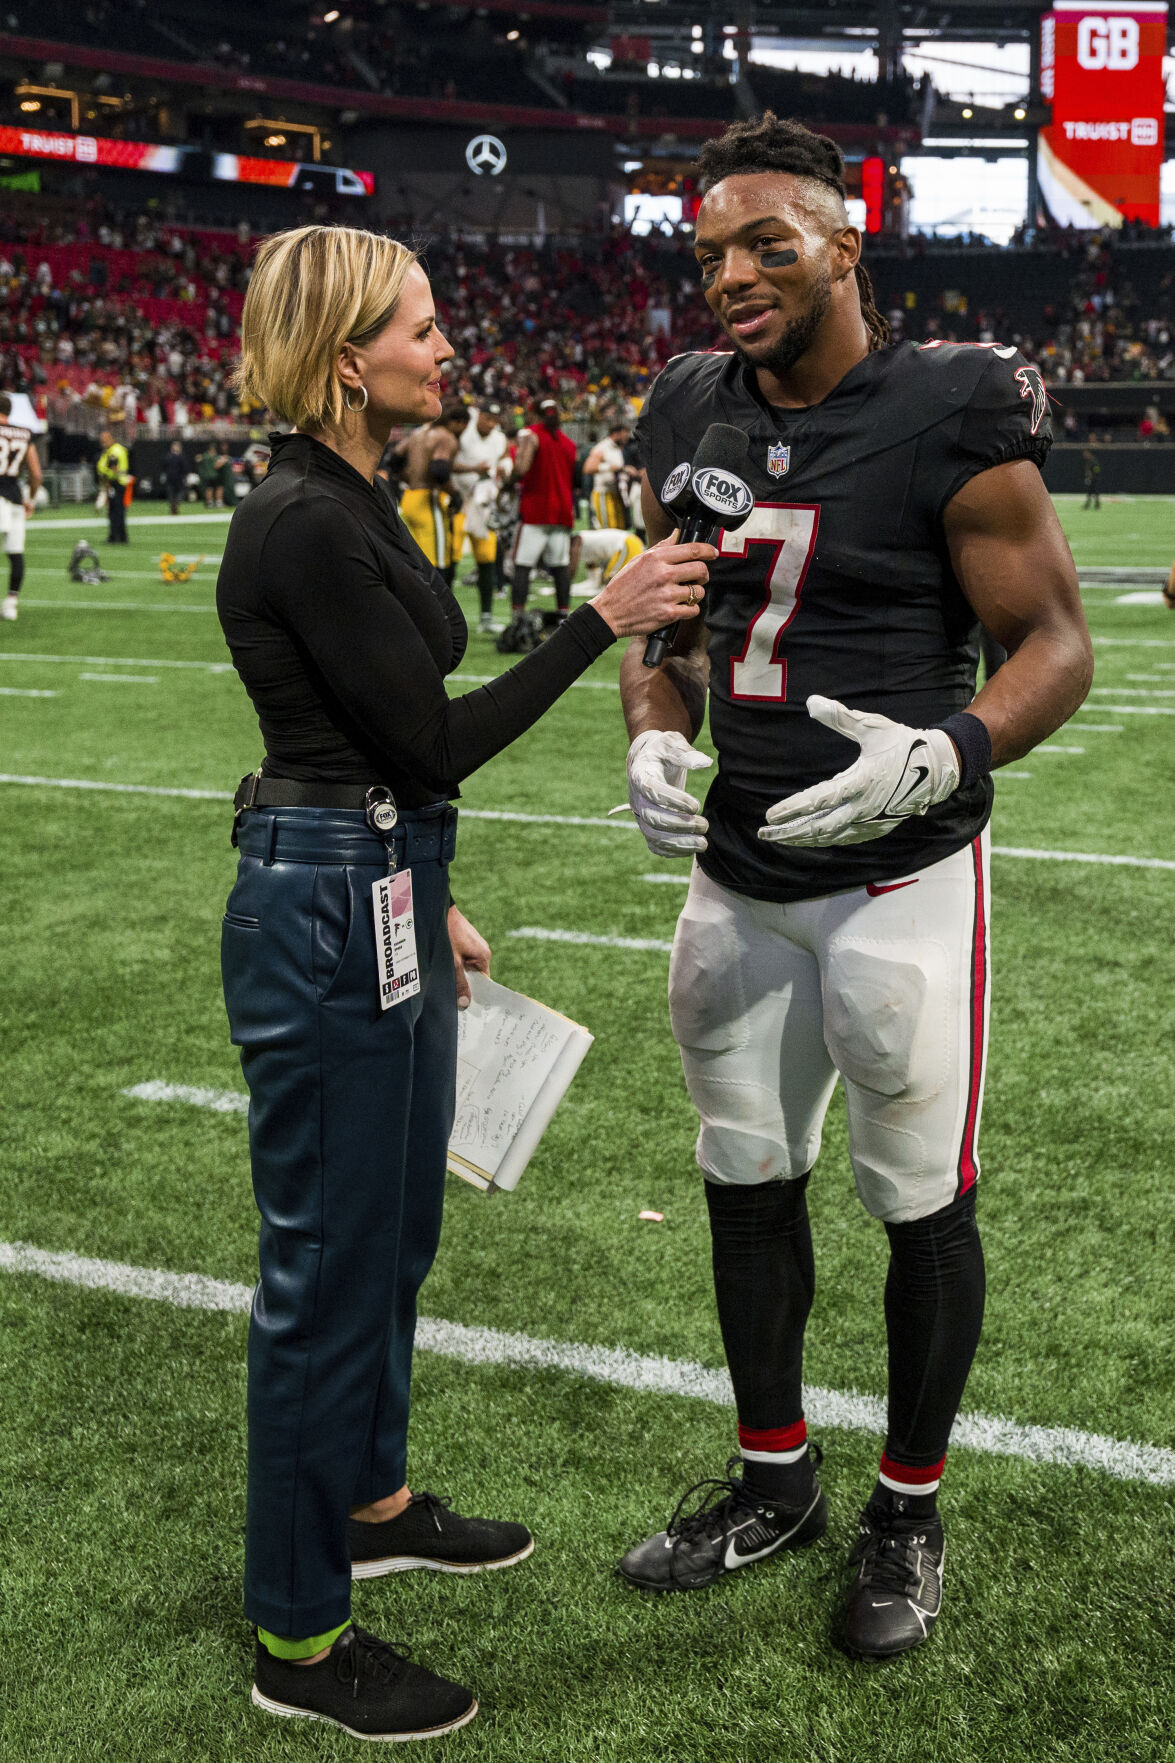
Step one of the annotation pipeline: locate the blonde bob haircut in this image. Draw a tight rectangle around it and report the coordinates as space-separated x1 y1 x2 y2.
235 224 418 432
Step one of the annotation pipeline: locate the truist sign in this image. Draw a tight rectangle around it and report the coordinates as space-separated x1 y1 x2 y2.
1038 1 1167 227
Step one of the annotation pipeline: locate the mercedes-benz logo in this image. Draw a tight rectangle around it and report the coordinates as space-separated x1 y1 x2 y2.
465 133 508 176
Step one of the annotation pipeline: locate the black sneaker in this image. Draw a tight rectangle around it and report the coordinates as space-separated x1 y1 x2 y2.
251 1624 477 1741
349 1491 534 1581
839 1500 945 1660
617 1453 827 1593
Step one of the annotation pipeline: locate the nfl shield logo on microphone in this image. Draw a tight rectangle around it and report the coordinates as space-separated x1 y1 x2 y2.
767 443 790 478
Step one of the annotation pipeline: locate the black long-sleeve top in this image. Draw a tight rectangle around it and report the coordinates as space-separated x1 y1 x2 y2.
216 432 616 807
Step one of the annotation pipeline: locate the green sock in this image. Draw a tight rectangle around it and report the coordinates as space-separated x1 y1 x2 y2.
258 1621 350 1661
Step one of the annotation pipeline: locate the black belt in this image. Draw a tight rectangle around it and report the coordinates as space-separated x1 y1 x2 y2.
233 773 385 813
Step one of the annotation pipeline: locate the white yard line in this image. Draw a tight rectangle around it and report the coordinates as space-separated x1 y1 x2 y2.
29 512 234 530
1086 680 1171 694
18 599 212 612
0 651 233 672
78 673 159 684
1037 745 1084 754
123 1080 247 1114
1 1236 1172 1486
1091 637 1175 649
508 926 675 953
0 775 1171 870
641 872 690 884
1075 704 1175 715
1066 725 1122 733
0 686 58 698
0 773 231 800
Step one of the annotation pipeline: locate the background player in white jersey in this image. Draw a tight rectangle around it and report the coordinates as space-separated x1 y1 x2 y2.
584 422 632 530
453 402 508 632
570 526 644 596
615 115 1094 1661
0 392 42 622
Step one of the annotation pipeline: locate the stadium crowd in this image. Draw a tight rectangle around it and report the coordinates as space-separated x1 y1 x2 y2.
0 199 1172 440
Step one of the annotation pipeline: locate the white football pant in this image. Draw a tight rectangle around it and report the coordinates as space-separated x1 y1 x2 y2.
669 830 991 1224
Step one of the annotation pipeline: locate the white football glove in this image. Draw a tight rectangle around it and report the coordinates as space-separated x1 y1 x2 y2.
625 729 712 856
758 695 961 849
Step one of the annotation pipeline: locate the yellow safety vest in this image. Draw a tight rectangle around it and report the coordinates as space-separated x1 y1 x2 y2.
97 443 130 486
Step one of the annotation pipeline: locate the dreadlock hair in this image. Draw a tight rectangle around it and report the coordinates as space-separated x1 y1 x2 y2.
696 112 890 353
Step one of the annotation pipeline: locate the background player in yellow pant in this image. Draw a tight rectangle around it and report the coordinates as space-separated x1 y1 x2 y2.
570 526 644 596
584 422 632 530
398 400 468 581
452 403 508 630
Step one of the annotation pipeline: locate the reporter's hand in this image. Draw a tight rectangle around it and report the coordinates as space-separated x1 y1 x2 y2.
626 728 712 856
757 696 961 848
448 905 491 1010
592 530 714 638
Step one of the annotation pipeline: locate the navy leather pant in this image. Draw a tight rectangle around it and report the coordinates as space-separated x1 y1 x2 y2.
222 801 458 1637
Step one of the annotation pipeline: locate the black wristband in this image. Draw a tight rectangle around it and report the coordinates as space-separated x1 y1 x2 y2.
937 711 992 791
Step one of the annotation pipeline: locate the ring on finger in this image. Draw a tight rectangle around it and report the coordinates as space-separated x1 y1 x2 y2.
684 584 698 607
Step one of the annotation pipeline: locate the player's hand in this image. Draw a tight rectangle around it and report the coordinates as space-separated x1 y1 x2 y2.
757 696 961 848
448 905 491 1010
624 728 711 856
591 531 713 638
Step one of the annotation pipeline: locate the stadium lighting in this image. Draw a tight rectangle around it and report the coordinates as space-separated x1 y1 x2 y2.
265 134 287 147
323 8 340 20
691 23 702 35
691 40 704 53
1013 106 1027 120
19 99 40 112
961 106 973 119
507 28 520 39
647 60 660 76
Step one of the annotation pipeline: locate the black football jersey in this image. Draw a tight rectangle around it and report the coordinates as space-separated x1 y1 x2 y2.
0 421 33 505
634 341 1052 902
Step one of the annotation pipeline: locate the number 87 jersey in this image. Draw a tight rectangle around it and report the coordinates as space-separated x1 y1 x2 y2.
633 341 1052 903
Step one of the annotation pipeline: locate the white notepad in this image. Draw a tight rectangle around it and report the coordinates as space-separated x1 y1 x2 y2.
447 972 594 1194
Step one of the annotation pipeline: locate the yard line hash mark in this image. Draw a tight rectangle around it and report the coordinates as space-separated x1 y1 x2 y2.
0 686 58 697
2 1238 1172 1488
508 927 675 953
123 1081 247 1114
79 673 160 685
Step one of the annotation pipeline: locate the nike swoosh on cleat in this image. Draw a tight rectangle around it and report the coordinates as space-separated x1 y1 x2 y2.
865 878 919 896
724 1528 789 1572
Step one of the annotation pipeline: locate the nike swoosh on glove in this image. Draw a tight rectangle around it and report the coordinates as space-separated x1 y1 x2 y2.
626 729 712 856
758 695 962 848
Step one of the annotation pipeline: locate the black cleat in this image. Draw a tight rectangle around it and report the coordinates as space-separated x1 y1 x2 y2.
349 1490 534 1580
251 1624 477 1741
839 1500 945 1660
617 1452 827 1593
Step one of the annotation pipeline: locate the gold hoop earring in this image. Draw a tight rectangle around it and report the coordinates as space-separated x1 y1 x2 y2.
343 385 369 413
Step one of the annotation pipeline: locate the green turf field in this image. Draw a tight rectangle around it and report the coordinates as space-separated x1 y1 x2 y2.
1 493 1172 1762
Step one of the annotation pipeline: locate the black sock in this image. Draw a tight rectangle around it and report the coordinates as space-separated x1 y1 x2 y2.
879 1186 985 1503
8 553 24 596
704 1176 815 1505
511 564 530 611
869 1478 939 1520
552 565 571 613
476 562 495 617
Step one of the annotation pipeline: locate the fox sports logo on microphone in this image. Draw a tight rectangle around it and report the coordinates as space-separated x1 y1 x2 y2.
691 466 754 519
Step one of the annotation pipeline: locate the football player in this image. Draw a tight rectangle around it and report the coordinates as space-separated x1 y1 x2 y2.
398 400 469 585
616 115 1093 1660
0 392 41 620
584 422 633 531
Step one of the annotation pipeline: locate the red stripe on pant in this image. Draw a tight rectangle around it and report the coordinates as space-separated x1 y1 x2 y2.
880 1452 945 1487
957 835 986 1194
738 1420 807 1453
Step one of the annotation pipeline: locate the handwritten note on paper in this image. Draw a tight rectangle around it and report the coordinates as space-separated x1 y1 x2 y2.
447 973 593 1194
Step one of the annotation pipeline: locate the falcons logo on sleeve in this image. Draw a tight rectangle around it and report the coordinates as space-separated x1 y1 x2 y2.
1014 365 1048 436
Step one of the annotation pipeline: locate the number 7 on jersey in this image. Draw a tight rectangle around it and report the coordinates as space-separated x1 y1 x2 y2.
723 503 820 701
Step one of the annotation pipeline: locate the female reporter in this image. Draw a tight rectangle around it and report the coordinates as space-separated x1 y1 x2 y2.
216 224 710 1742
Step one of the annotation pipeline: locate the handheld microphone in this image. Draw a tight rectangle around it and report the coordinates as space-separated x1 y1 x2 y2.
642 424 754 669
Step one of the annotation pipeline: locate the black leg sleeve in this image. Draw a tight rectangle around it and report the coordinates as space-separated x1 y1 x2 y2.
512 564 530 610
882 1187 985 1467
8 553 24 595
551 565 571 612
476 562 495 617
704 1175 814 1430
